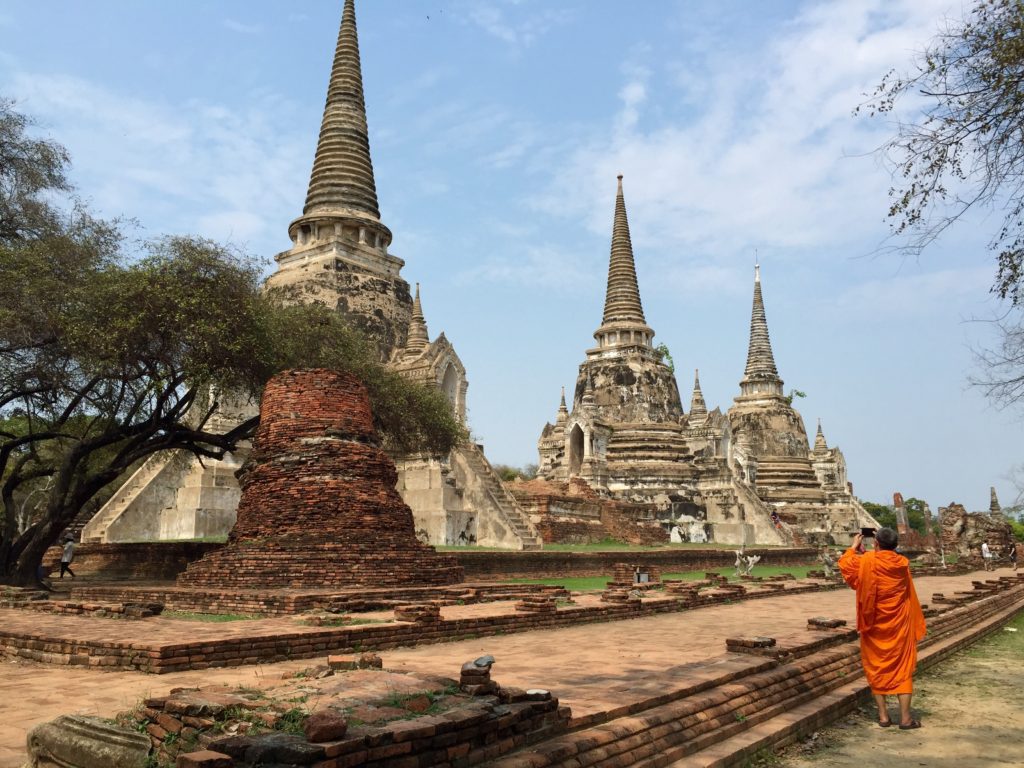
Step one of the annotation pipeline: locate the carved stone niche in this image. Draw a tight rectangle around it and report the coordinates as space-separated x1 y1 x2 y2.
26 715 151 768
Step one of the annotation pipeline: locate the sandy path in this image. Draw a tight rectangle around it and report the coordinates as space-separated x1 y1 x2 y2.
777 611 1024 768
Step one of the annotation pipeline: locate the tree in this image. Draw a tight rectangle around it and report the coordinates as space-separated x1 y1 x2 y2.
859 0 1024 304
0 97 70 242
0 101 465 585
860 498 933 536
492 463 539 482
862 501 896 530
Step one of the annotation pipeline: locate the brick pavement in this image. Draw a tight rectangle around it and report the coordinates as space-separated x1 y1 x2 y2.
0 568 1008 768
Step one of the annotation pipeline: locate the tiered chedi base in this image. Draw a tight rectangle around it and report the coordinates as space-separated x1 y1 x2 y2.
178 369 463 588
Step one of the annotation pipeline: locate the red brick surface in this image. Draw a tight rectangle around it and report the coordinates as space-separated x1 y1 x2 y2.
178 370 462 589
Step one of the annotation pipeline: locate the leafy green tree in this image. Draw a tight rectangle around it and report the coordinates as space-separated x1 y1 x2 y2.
492 463 539 482
860 498 933 536
0 101 464 585
862 501 896 529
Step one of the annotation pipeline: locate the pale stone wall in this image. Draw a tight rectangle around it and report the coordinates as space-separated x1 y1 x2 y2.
265 251 412 364
85 448 246 543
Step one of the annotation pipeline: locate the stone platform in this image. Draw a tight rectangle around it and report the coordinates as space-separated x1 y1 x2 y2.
0 577 844 674
67 581 562 616
3 569 1020 768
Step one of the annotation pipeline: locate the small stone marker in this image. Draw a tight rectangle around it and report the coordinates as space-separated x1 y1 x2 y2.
460 655 498 696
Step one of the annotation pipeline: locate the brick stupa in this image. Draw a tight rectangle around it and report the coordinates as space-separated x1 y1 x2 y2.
178 369 463 588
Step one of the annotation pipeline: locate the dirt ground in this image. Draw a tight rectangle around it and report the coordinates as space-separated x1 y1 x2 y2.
773 612 1024 768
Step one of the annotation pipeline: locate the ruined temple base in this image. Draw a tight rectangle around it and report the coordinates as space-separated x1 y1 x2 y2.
176 537 463 590
63 580 559 616
1 570 1021 768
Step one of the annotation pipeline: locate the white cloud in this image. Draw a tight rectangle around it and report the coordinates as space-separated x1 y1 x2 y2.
222 19 262 35
456 1 573 49
535 0 963 274
6 70 309 257
455 244 600 290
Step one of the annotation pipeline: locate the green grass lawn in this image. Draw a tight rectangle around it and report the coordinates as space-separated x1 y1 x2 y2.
502 564 818 592
438 540 792 553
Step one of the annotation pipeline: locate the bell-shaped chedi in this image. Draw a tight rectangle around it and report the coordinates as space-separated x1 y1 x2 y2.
178 369 463 588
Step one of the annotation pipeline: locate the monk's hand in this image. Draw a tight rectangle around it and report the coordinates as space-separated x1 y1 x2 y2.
852 533 864 554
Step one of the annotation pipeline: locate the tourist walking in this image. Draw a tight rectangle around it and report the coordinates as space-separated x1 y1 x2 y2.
1009 543 1018 572
59 537 76 579
839 528 926 729
981 541 993 571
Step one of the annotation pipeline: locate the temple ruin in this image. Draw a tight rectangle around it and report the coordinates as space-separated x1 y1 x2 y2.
179 369 463 588
84 0 874 550
534 177 876 545
83 0 539 551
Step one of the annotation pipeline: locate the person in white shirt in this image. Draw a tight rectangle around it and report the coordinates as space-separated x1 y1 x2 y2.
59 538 75 579
981 541 993 571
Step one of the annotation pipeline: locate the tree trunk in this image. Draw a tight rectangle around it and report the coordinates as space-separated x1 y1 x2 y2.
9 528 58 586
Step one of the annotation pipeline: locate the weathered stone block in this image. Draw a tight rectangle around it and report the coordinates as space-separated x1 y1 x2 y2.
26 715 151 768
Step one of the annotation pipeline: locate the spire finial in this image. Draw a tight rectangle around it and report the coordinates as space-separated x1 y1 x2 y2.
600 175 646 326
813 419 828 453
739 263 782 397
404 281 429 356
303 0 380 219
689 368 708 424
556 386 569 422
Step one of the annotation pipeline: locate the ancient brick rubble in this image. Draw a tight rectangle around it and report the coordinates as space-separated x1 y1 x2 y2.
178 369 463 589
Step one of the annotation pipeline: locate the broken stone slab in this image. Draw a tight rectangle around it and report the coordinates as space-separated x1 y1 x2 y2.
26 714 151 768
726 636 776 649
209 733 325 765
163 692 253 718
175 750 234 768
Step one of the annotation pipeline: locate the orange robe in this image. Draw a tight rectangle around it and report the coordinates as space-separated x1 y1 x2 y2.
838 548 927 694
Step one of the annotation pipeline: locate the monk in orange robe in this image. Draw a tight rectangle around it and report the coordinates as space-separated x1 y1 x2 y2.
839 527 927 729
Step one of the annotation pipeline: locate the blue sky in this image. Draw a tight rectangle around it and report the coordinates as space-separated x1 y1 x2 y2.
1 0 1018 511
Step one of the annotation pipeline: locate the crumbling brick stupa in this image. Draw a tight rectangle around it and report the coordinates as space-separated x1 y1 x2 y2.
177 369 463 588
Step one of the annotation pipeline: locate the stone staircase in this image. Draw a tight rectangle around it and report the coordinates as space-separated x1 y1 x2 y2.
80 453 174 543
753 457 826 503
454 443 543 550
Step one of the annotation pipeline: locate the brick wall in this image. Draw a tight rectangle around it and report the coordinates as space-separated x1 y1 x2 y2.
53 543 821 582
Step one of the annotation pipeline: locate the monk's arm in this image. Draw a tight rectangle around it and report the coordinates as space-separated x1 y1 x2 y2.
837 548 861 590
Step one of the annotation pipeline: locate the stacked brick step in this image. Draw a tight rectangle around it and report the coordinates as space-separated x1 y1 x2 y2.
393 603 441 623
515 595 558 614
178 370 463 589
